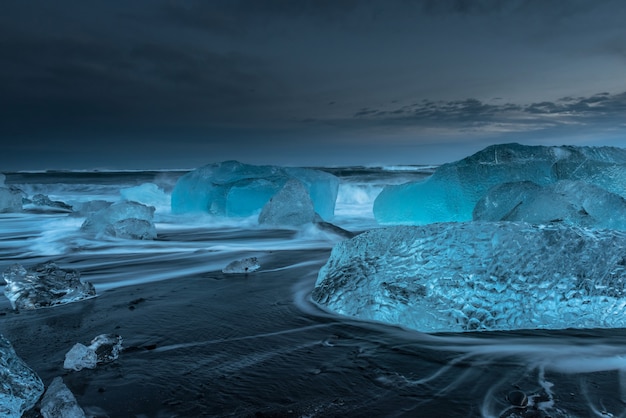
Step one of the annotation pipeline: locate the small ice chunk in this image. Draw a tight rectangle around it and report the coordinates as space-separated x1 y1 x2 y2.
474 180 626 229
222 257 261 274
63 334 122 371
81 200 156 240
28 194 73 212
120 183 170 208
259 179 317 227
63 343 97 371
0 334 45 417
40 377 86 418
0 187 23 213
2 262 95 310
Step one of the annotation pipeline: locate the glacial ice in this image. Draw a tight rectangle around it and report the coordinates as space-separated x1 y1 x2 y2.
64 334 123 371
373 143 626 225
474 180 626 230
171 161 339 220
222 257 261 274
258 179 316 227
120 182 170 208
0 187 23 213
81 200 156 239
312 222 626 333
2 262 95 310
0 334 44 417
40 377 85 418
24 194 73 213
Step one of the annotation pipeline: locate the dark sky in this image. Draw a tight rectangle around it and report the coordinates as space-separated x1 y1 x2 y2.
1 0 625 170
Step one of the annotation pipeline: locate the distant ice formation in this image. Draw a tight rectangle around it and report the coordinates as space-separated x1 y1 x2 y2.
2 262 95 310
40 377 85 418
312 222 626 333
373 143 626 225
474 180 626 229
171 160 339 220
0 334 44 417
0 186 24 213
258 179 317 227
64 334 123 371
222 257 261 274
81 200 156 239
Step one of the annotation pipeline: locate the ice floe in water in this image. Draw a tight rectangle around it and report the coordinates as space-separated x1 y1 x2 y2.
312 222 626 333
171 160 339 220
120 182 170 210
0 334 44 417
40 377 85 418
2 262 95 310
81 200 156 239
63 334 123 371
474 179 626 230
373 143 626 225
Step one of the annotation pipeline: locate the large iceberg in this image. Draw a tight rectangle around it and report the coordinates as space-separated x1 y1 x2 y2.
1 334 44 417
373 143 626 225
474 180 626 230
312 222 626 333
171 161 339 220
3 262 96 310
258 179 317 227
81 201 156 239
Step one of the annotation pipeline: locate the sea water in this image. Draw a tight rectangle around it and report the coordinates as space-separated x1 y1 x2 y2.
1 167 626 417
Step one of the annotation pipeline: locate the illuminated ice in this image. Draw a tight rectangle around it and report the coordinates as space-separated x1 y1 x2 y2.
81 200 156 239
258 179 316 227
312 222 626 333
25 194 73 213
40 377 85 418
63 334 122 371
474 180 626 230
0 334 44 417
373 143 626 225
171 161 339 220
222 257 261 274
2 262 95 310
120 183 170 208
0 187 23 213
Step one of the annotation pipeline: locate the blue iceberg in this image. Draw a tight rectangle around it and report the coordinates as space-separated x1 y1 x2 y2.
373 143 626 225
1 334 44 417
258 179 316 227
474 180 626 230
81 201 156 240
312 222 626 333
171 161 339 220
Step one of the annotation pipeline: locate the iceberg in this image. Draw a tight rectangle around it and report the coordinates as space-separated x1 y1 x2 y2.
171 161 339 220
373 143 626 225
222 257 261 274
312 222 626 333
3 262 95 310
258 179 316 227
40 377 85 418
24 194 73 213
474 180 626 230
81 201 156 239
0 334 44 417
64 334 122 371
0 187 23 213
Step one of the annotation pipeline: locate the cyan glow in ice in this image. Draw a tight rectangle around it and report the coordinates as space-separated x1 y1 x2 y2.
170 161 339 220
373 143 626 225
312 221 626 333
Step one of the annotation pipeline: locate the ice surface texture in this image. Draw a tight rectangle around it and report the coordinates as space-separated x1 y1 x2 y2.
0 187 23 213
258 179 316 226
222 257 261 274
0 334 44 417
40 377 85 418
171 161 339 220
312 222 626 333
474 180 626 230
81 200 156 239
64 334 122 371
3 262 95 310
373 143 626 225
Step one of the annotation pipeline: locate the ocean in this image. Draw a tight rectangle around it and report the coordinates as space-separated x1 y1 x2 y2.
2 167 626 418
